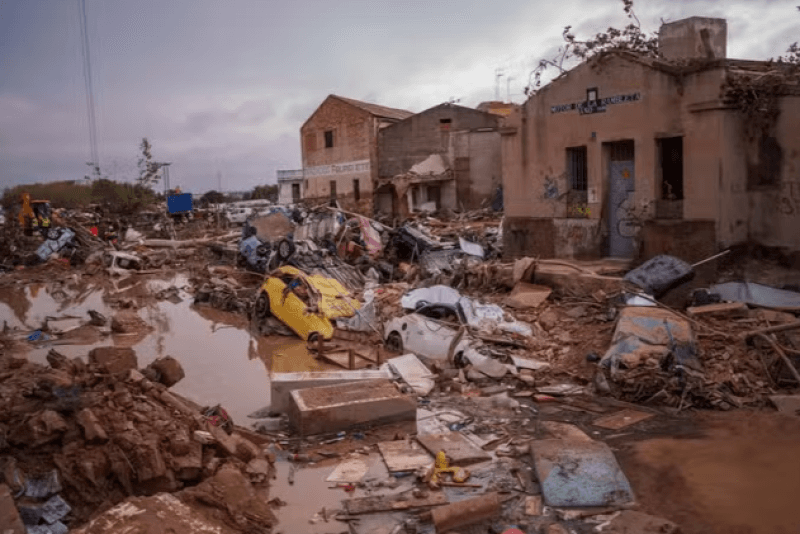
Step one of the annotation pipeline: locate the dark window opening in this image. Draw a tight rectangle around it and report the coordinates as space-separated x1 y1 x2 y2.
587 87 598 103
329 180 337 199
427 185 441 209
748 135 783 190
324 130 334 148
659 137 683 200
567 146 588 191
291 183 301 203
439 118 451 131
353 179 360 201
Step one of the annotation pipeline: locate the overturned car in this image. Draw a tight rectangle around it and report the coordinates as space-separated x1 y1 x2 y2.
238 212 296 273
253 266 361 341
384 285 532 365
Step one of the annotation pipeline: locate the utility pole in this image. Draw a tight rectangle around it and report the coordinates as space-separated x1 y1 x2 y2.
506 76 514 103
495 68 504 101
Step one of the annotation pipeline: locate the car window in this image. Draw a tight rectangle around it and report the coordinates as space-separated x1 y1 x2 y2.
416 304 460 324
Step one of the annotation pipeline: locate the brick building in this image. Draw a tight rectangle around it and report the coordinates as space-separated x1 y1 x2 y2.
376 103 503 216
501 17 800 260
300 95 412 212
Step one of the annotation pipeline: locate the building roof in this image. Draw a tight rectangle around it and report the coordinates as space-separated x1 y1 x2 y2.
331 95 414 121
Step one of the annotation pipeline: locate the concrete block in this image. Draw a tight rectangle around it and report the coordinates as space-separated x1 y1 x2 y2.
288 379 416 436
88 347 138 374
143 356 185 387
77 408 108 443
270 369 392 414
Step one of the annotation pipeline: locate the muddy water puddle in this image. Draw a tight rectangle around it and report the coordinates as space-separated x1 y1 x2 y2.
625 411 800 534
270 454 411 534
0 275 336 423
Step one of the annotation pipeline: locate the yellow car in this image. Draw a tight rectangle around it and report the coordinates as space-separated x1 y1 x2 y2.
254 266 361 341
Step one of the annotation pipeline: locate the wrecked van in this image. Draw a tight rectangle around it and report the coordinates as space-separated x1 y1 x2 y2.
253 266 361 341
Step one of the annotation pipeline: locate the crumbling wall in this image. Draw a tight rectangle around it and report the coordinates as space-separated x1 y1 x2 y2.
378 104 500 178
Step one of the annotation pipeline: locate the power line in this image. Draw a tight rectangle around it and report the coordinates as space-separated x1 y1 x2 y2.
78 0 100 178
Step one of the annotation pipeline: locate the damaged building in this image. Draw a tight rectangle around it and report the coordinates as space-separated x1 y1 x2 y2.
276 169 303 205
300 95 413 212
376 103 504 216
501 17 800 261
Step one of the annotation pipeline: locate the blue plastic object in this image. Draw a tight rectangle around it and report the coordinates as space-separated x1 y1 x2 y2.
167 193 193 214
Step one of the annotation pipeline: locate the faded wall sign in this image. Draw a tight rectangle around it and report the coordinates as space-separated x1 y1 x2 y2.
551 93 641 114
304 159 370 177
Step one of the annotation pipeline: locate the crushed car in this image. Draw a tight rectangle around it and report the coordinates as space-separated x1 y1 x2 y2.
253 266 361 341
384 285 532 364
238 212 296 273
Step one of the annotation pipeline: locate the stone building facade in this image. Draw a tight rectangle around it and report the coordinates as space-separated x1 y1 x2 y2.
300 95 412 212
501 17 800 260
376 103 503 216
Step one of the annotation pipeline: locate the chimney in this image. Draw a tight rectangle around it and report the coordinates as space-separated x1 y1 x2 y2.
658 17 727 60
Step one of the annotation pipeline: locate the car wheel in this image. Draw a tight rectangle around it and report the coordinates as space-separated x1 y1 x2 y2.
254 292 271 318
276 239 295 261
307 332 322 350
256 244 270 256
385 332 403 353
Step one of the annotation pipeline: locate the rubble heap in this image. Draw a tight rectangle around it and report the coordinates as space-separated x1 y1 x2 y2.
0 348 275 532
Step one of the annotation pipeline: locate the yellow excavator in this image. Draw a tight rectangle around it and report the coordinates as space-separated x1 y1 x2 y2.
18 193 52 235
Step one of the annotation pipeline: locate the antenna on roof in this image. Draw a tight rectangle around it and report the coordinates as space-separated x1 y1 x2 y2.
447 97 460 105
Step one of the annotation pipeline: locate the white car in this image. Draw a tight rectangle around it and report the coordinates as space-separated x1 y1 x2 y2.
384 286 532 364
225 207 252 224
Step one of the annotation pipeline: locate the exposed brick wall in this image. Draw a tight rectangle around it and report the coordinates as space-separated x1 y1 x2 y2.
378 104 500 178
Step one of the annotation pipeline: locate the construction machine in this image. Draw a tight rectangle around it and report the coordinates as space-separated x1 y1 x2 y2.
18 193 52 235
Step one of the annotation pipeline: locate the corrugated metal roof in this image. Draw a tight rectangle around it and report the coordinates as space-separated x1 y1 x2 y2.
332 95 413 121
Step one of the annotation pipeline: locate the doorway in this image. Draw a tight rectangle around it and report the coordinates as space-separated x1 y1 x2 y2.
605 140 636 258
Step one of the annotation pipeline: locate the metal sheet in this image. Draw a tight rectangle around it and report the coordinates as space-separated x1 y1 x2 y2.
531 439 634 507
710 281 800 311
607 160 636 258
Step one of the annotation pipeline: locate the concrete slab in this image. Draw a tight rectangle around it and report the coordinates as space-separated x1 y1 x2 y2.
270 369 393 414
288 379 416 436
769 395 800 416
416 432 491 466
592 409 654 430
377 440 433 473
531 439 634 508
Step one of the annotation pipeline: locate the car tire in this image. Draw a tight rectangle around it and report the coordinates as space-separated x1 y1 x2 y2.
276 239 295 261
385 332 403 353
254 292 271 318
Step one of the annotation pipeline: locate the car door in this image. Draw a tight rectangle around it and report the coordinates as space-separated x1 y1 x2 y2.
404 310 458 360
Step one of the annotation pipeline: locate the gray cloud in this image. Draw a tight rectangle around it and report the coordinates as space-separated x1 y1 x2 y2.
1 0 796 193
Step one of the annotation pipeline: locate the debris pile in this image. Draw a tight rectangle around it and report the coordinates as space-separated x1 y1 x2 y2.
0 348 275 531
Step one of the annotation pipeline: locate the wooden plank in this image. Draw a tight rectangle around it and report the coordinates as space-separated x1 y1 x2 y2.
344 492 448 515
525 495 543 516
687 302 748 317
316 350 372 370
592 409 654 430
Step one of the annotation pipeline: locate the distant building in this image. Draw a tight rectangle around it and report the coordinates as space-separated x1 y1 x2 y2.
277 169 304 205
376 103 503 216
300 95 413 212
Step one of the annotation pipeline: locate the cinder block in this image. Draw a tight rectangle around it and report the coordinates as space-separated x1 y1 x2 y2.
270 369 392 414
288 379 416 436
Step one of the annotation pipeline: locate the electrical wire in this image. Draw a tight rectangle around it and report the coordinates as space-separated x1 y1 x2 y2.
78 0 99 177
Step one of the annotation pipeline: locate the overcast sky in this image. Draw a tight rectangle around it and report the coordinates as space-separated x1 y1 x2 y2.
1 0 797 193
